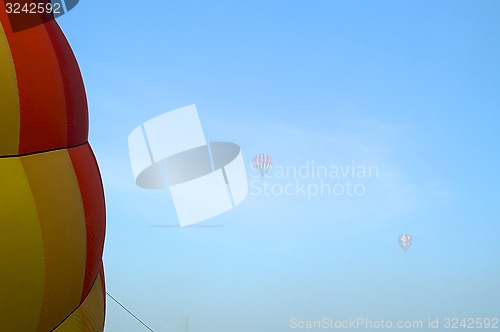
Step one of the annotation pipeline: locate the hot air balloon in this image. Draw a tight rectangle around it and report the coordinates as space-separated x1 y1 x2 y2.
398 234 413 253
252 154 272 176
0 3 106 331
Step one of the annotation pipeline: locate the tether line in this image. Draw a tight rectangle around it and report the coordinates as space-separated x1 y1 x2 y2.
106 292 155 332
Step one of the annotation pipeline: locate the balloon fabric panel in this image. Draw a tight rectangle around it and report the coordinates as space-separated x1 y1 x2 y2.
0 147 105 331
0 20 20 155
0 157 44 332
68 144 106 302
0 4 88 157
21 149 88 332
53 273 105 332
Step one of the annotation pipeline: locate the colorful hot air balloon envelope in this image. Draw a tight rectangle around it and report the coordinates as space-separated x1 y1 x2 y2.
252 154 272 176
0 3 106 331
398 234 413 253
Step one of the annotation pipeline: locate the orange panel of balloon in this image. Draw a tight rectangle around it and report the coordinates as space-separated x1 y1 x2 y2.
0 4 106 332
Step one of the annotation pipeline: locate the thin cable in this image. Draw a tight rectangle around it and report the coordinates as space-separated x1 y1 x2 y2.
106 292 155 332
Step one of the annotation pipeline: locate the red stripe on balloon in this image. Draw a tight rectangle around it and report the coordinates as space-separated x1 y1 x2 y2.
69 144 106 302
0 10 88 155
45 19 88 147
2 18 66 154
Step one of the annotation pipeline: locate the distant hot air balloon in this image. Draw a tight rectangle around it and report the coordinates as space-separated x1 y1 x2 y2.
252 154 273 176
398 234 413 253
0 4 105 331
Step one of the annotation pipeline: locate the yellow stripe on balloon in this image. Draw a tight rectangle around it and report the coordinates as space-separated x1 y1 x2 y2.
0 158 44 332
80 274 105 331
0 23 21 156
20 149 87 332
54 274 105 332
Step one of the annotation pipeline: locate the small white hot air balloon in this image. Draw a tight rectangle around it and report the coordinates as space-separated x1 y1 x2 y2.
398 234 413 253
252 154 273 176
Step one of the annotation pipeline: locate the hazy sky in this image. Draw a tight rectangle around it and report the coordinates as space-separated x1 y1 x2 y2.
58 1 500 331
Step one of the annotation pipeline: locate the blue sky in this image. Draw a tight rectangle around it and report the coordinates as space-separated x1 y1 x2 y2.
58 1 500 331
